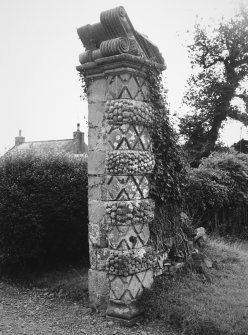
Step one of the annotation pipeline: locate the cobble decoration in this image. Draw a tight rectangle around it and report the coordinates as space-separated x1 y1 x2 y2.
105 199 154 226
106 150 155 175
77 5 166 325
106 249 156 276
105 99 154 126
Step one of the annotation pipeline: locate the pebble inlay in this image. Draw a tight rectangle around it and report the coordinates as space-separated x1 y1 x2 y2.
106 248 156 275
106 150 155 175
105 200 154 226
105 99 154 126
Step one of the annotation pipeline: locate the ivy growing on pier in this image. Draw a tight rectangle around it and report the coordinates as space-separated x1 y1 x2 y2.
146 66 193 256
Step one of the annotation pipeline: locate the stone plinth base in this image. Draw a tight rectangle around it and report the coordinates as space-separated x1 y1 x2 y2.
106 299 143 326
106 314 143 327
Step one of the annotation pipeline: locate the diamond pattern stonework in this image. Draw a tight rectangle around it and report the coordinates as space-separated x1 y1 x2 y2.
109 270 153 302
107 223 150 250
106 175 149 200
108 124 151 151
106 74 148 101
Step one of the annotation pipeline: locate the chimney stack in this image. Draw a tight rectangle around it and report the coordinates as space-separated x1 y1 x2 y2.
15 130 25 146
73 123 85 154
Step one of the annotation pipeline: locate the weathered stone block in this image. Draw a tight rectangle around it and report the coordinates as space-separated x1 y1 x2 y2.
88 269 109 296
89 243 111 270
88 176 104 200
88 151 106 175
89 242 97 269
88 126 107 151
88 102 105 127
96 247 110 270
89 222 108 248
89 201 106 225
88 78 108 103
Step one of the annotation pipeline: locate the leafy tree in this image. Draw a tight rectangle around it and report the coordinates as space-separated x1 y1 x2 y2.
232 138 248 153
180 5 248 167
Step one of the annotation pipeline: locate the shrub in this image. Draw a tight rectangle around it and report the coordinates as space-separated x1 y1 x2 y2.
185 150 248 236
200 150 248 203
0 149 88 272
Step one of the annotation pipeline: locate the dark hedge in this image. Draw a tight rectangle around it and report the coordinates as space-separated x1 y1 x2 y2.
0 150 88 272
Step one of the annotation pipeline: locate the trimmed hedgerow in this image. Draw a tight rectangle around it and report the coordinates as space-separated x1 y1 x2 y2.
0 150 88 272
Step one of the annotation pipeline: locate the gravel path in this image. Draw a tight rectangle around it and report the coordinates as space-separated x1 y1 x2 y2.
0 281 177 335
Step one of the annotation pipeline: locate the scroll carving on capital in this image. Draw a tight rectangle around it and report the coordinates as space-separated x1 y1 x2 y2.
77 6 165 66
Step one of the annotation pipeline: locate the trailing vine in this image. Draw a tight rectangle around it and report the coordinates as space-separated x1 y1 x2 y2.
79 69 91 101
146 66 193 258
146 66 186 207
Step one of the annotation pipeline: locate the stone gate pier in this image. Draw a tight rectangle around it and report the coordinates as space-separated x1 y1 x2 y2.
76 6 165 324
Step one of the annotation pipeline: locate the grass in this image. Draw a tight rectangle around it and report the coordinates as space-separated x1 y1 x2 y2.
3 237 248 334
139 237 248 335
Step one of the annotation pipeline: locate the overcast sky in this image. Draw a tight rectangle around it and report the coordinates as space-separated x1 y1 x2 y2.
0 0 245 155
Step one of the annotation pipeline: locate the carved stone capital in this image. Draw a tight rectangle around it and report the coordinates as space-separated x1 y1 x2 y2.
77 6 166 68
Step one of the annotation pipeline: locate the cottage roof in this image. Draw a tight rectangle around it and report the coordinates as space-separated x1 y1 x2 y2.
5 125 88 157
8 139 76 154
